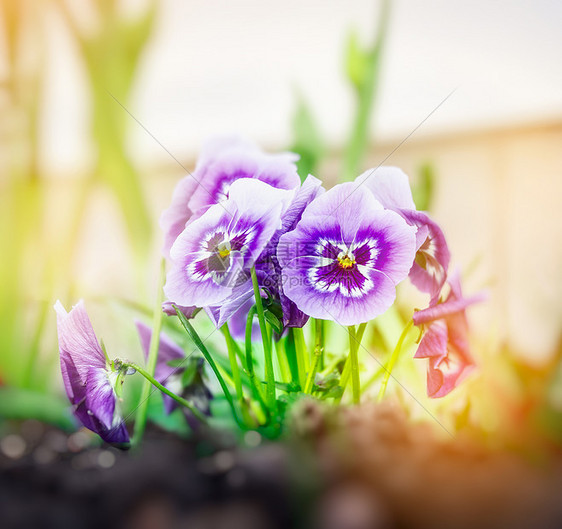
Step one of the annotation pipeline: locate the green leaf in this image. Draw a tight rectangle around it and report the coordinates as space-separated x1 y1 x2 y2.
290 95 325 180
0 387 76 430
272 380 301 393
166 358 188 368
412 162 435 211
264 309 283 334
346 30 369 92
146 393 190 436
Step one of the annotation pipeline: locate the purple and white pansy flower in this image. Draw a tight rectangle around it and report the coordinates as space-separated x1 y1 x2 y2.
160 136 300 257
277 182 417 326
55 300 129 444
356 166 451 303
164 178 294 310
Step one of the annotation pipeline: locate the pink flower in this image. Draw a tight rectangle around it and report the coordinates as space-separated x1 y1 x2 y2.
413 273 485 398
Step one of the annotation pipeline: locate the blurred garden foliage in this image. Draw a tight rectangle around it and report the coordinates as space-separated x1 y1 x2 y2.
0 0 156 405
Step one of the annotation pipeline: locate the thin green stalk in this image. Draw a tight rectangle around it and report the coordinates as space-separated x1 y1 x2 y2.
244 306 267 406
335 356 351 404
304 319 324 394
377 319 414 402
174 306 242 425
125 362 207 423
133 258 165 445
250 266 276 411
356 322 368 345
284 330 300 384
293 327 308 389
222 324 243 402
342 0 390 181
274 338 290 384
348 326 361 404
335 322 367 403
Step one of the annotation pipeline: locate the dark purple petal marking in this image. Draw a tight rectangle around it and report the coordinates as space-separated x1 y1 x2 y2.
277 183 416 325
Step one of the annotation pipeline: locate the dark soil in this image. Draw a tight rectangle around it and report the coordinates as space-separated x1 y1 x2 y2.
2 402 562 529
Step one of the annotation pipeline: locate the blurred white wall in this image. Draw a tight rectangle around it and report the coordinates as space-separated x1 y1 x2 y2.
40 0 562 173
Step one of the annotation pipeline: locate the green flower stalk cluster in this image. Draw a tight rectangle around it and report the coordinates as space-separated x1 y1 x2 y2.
54 137 484 446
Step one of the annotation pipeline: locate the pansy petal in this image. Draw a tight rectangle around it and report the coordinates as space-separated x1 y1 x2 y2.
301 181 384 227
278 193 416 326
427 351 475 398
356 166 416 211
414 319 448 361
401 210 451 302
136 321 185 384
84 369 129 443
165 179 289 309
160 175 200 258
413 293 486 326
55 300 106 384
84 367 117 431
188 139 299 214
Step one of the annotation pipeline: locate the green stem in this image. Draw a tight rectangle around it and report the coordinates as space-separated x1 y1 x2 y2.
274 338 290 384
125 362 208 423
377 319 413 402
336 356 351 404
244 306 267 406
341 0 390 181
174 306 242 425
335 322 367 403
304 319 324 394
348 326 361 404
250 266 276 411
222 324 243 402
293 327 308 390
133 258 165 445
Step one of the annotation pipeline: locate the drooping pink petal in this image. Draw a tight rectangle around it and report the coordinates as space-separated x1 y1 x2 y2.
356 166 417 211
413 274 482 398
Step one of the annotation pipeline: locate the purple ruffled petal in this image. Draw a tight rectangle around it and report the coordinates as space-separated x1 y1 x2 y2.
85 367 117 431
354 167 453 303
160 175 200 258
55 300 106 384
161 137 299 257
356 166 417 211
55 299 107 415
54 301 129 443
187 137 300 215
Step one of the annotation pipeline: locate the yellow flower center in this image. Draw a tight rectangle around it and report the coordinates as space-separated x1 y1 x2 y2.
217 242 231 258
338 254 355 269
